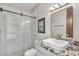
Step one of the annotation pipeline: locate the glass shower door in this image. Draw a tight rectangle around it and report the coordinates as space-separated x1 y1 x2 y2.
0 12 7 55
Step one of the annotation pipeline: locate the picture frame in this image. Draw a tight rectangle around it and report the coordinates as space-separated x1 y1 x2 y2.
38 18 45 33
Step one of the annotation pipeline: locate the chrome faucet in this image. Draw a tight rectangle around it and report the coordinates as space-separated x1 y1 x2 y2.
57 33 62 39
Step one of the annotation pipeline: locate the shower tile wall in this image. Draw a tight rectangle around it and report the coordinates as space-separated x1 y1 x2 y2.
0 12 34 56
0 12 7 55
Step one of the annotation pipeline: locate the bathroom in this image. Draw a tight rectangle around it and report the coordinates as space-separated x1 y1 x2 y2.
0 3 79 56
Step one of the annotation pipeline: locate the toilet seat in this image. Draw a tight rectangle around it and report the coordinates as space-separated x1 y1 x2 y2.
24 48 37 56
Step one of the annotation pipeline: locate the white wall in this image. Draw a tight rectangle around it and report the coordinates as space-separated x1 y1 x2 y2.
32 3 79 41
31 3 52 40
72 4 79 41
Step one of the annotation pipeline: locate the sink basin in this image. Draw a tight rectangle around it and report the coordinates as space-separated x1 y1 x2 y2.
42 38 69 50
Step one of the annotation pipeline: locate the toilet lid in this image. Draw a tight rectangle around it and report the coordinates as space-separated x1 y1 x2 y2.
24 48 37 56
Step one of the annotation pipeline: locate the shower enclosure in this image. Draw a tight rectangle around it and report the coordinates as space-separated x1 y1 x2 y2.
0 9 36 56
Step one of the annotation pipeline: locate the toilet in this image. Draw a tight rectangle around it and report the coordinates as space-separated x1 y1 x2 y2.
24 48 37 56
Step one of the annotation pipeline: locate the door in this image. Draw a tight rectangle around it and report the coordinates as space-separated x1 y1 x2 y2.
66 6 73 38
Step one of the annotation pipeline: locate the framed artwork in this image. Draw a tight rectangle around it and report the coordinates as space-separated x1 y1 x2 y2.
38 18 45 33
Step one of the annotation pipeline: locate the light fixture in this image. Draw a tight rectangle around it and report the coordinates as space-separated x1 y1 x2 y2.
58 3 66 6
54 4 60 8
26 20 30 23
49 7 55 12
50 3 68 12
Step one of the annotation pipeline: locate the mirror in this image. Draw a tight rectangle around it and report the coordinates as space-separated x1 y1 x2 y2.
51 6 73 39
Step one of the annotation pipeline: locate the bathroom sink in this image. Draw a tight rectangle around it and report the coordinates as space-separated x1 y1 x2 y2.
42 38 69 50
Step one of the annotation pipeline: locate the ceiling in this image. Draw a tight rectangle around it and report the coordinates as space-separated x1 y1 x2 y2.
0 3 38 13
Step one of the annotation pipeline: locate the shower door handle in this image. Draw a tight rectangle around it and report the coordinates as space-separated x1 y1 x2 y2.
0 30 1 32
0 30 2 43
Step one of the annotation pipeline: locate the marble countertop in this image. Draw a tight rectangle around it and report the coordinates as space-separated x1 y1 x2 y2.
59 44 79 56
43 44 79 56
